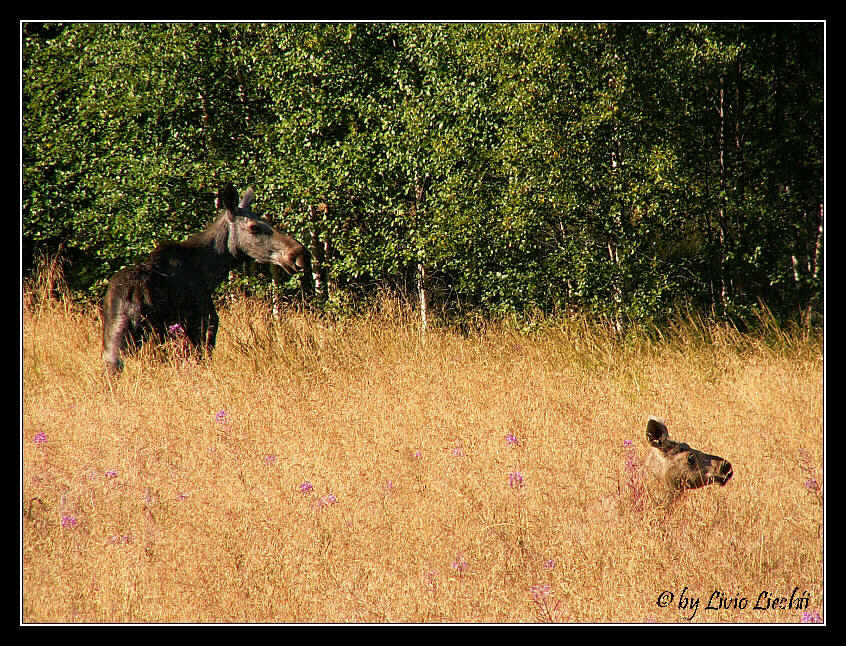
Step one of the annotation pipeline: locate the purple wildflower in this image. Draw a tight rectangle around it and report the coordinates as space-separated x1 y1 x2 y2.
624 439 640 474
508 471 524 488
451 555 469 573
529 584 551 602
529 583 563 623
299 481 314 494
264 454 277 465
105 470 118 479
109 534 133 545
61 514 78 528
215 410 228 424
34 432 47 445
317 493 337 508
505 433 520 446
800 609 822 623
804 478 820 493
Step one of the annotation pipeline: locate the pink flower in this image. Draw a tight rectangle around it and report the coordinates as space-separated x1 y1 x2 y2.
264 454 277 465
299 481 314 494
61 514 78 528
451 446 464 457
623 439 633 448
451 555 469 573
543 559 556 570
800 609 822 623
508 471 524 488
108 534 133 545
34 432 47 445
105 470 118 479
412 450 423 459
317 493 337 508
529 584 551 602
215 410 228 424
505 433 520 446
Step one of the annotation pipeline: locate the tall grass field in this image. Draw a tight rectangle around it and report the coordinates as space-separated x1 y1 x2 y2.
22 282 824 623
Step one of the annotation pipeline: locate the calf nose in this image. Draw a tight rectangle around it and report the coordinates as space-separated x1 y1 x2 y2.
718 460 733 484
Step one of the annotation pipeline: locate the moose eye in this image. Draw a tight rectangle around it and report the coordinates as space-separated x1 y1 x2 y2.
687 453 697 466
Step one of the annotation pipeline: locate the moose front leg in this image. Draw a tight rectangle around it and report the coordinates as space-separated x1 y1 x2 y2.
102 311 132 375
202 306 220 352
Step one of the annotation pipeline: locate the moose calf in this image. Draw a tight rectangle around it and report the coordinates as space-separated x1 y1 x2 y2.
643 416 733 492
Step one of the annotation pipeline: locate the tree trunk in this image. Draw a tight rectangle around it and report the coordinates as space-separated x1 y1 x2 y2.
198 91 211 152
307 204 329 301
812 204 823 282
270 264 281 320
716 74 729 312
414 173 432 336
607 238 623 335
417 262 429 335
323 236 337 298
791 254 801 284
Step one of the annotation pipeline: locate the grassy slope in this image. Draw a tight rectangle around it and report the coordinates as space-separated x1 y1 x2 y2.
22 296 823 623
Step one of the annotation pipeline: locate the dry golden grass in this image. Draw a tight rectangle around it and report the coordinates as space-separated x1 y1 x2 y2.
22 291 823 624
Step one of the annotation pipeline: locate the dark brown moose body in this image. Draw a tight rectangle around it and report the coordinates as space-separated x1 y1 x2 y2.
101 183 310 374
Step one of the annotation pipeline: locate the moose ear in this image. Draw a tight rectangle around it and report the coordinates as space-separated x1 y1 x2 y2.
239 187 255 210
216 183 239 216
646 417 669 447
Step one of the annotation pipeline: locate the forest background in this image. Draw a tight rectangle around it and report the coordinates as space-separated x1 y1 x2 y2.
22 22 824 329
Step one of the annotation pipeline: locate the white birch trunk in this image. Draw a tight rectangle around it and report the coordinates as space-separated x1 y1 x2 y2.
417 262 428 336
812 205 823 281
307 205 328 301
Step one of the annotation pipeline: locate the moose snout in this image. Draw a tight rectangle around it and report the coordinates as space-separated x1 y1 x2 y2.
272 247 309 275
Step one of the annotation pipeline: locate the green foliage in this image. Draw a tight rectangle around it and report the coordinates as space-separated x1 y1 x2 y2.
23 22 823 325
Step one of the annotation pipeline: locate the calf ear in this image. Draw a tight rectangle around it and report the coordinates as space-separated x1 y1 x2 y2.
216 183 240 217
239 187 255 210
646 417 669 447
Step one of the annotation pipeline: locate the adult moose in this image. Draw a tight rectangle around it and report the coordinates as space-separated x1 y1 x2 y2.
102 183 310 374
